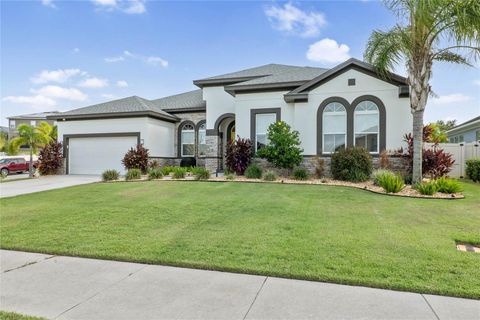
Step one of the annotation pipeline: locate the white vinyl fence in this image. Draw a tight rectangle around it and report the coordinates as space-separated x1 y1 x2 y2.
425 142 480 178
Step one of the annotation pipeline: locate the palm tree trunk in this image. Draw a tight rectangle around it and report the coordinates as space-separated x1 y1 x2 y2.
412 110 424 183
29 147 33 178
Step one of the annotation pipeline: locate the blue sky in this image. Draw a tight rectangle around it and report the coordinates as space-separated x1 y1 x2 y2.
1 0 479 126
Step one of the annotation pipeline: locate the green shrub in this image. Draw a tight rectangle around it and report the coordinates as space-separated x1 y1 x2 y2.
125 168 142 180
466 159 480 182
372 169 392 186
225 173 236 180
256 121 303 169
415 181 437 195
160 166 175 176
263 170 277 181
245 164 262 179
331 147 373 182
435 177 463 194
102 169 120 181
293 167 309 180
147 168 163 180
376 170 404 193
172 167 187 179
402 173 413 185
314 156 325 178
192 167 210 180
149 159 160 169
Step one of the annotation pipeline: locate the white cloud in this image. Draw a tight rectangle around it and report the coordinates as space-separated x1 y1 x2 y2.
104 56 125 63
116 80 128 87
91 0 145 14
41 0 56 8
431 93 471 105
78 77 109 88
30 68 82 84
306 38 350 64
32 85 88 101
473 80 480 86
265 3 326 38
2 95 57 108
146 56 168 67
124 0 145 14
106 50 168 68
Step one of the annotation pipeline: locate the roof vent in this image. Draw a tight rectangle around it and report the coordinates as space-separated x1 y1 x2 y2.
348 78 355 86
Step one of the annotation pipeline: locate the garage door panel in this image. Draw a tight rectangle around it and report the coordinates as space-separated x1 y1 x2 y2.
69 136 137 175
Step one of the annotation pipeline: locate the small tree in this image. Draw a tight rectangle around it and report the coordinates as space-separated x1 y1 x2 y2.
11 124 51 177
225 137 253 175
38 141 63 175
256 121 303 170
122 144 149 173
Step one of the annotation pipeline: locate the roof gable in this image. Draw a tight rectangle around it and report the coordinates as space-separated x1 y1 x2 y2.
284 58 408 102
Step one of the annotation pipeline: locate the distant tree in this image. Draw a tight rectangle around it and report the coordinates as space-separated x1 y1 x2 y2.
428 123 448 143
435 120 457 132
36 121 58 140
0 132 7 152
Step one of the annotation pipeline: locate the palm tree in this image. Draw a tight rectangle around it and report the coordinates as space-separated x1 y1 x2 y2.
37 121 58 140
364 0 480 183
11 124 51 177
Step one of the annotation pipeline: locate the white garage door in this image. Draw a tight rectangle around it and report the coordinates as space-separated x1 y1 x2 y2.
69 136 138 175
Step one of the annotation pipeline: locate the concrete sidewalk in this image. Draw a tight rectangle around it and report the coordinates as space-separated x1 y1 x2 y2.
0 175 100 198
0 250 478 320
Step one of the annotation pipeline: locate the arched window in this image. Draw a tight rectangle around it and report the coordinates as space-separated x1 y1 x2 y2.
181 123 195 157
197 123 206 157
323 102 347 153
354 101 379 153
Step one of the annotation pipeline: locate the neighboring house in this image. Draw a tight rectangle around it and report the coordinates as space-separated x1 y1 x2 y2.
0 126 8 138
49 58 412 175
7 111 60 139
447 116 480 143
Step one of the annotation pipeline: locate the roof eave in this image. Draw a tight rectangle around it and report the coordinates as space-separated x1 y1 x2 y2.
224 81 307 97
193 75 267 88
47 111 179 123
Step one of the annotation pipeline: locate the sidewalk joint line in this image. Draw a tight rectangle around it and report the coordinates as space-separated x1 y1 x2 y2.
2 255 56 273
421 294 440 320
243 276 268 320
53 264 148 319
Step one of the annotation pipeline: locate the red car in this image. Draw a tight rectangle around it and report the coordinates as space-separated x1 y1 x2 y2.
0 157 38 176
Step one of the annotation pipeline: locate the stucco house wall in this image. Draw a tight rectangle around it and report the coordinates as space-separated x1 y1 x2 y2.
203 86 235 130
57 117 175 157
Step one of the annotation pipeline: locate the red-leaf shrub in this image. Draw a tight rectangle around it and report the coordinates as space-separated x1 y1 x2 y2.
225 137 253 175
122 144 149 173
396 125 454 179
38 141 63 175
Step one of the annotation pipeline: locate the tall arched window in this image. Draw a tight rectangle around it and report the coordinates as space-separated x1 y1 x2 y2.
323 102 347 153
197 123 206 157
354 101 379 153
181 123 195 157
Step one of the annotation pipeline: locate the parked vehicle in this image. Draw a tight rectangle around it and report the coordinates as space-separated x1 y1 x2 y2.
0 157 38 176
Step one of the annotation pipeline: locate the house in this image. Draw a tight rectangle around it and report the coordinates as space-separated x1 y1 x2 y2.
447 116 480 143
49 58 412 175
7 111 60 139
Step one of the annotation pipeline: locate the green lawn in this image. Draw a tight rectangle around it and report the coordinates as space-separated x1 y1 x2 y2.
0 311 45 320
1 181 479 299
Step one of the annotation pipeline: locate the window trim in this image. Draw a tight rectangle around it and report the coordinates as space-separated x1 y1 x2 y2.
250 108 281 152
322 102 347 154
9 120 15 129
177 120 196 158
353 101 380 154
350 95 386 153
196 120 207 157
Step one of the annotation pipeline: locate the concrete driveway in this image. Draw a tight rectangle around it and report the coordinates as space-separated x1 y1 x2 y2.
0 175 101 198
1 250 479 320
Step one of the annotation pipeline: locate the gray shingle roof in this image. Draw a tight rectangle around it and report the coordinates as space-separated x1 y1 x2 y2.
226 67 328 87
7 111 61 119
55 96 178 121
197 63 306 81
151 90 205 111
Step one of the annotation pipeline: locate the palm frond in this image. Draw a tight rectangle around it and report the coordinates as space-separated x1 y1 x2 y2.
432 50 473 66
364 26 408 78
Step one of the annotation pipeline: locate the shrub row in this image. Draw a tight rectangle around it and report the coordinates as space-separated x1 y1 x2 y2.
415 177 463 195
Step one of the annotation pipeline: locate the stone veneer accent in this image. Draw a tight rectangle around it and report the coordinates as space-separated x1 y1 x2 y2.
253 155 408 177
205 135 220 173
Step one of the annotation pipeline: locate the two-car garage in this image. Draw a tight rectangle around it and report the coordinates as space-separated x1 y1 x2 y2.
65 133 139 175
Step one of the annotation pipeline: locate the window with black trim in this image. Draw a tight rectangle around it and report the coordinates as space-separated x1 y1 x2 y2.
197 123 206 156
181 123 195 157
354 100 379 153
322 102 347 153
255 113 276 151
